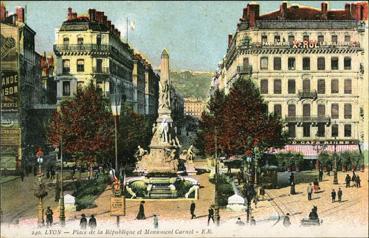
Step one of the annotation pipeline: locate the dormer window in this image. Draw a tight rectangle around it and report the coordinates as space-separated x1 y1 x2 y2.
274 35 280 44
77 37 84 45
261 35 268 45
63 37 69 45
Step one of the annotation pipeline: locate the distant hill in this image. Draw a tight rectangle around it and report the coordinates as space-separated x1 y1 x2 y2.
170 71 213 99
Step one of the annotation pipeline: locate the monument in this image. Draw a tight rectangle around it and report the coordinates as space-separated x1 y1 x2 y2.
130 49 199 199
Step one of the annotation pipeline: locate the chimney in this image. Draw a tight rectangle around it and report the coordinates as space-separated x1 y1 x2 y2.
228 34 233 48
88 9 96 21
345 3 350 13
280 2 287 18
242 7 248 20
96 11 102 23
247 3 260 28
103 15 107 25
321 2 328 15
67 7 72 20
351 3 358 20
72 12 77 20
107 20 111 28
0 3 6 21
110 24 115 33
16 7 25 23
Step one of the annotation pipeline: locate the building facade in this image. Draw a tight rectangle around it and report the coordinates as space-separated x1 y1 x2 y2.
214 2 368 161
53 8 159 115
184 98 206 119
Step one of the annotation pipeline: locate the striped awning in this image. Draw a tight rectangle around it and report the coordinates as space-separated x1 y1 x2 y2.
269 144 360 159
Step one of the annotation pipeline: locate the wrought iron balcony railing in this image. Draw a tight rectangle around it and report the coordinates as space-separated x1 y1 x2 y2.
298 90 317 100
53 44 110 54
236 65 253 75
285 115 331 124
92 66 109 74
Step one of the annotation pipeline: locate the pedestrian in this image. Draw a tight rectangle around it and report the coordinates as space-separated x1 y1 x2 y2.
356 175 361 188
283 213 291 227
345 174 351 188
253 196 258 208
190 201 196 219
236 217 245 226
290 182 296 195
319 169 323 182
20 169 25 182
51 169 55 181
289 172 295 184
153 214 159 229
307 183 313 200
259 186 265 201
45 207 53 227
250 216 256 226
331 189 336 203
207 207 214 225
136 201 146 220
80 214 87 229
352 171 357 187
46 169 50 179
313 179 320 192
337 188 343 202
88 215 97 229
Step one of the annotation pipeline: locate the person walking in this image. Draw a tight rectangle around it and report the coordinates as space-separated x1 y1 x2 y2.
236 217 245 226
319 169 323 182
313 178 320 192
88 215 97 229
331 189 336 203
290 182 296 195
250 216 256 226
45 207 53 227
259 186 265 201
20 169 25 182
190 201 196 219
136 201 146 220
356 175 361 188
345 174 351 188
337 188 343 202
283 213 291 227
80 214 87 229
307 183 313 200
207 207 214 225
153 214 159 229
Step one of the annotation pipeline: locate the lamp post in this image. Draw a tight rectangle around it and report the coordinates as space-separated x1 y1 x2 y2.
213 127 220 226
110 90 122 227
244 156 254 223
59 137 65 226
333 135 338 184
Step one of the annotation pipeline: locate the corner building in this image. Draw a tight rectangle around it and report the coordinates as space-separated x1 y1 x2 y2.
216 2 368 162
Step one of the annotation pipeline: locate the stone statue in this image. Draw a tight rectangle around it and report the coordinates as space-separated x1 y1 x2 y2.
152 123 157 134
134 145 147 161
159 81 170 109
167 149 177 162
187 145 194 161
160 119 169 143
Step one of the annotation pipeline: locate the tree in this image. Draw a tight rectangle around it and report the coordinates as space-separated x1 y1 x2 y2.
198 78 287 157
48 82 114 164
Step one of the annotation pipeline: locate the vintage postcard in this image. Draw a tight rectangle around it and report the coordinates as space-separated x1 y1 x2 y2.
0 1 368 237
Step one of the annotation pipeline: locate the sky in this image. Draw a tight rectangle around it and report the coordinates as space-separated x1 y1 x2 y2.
4 1 348 72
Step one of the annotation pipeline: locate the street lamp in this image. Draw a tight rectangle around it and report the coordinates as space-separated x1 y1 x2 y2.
213 127 220 226
333 134 338 184
244 156 255 223
59 137 65 226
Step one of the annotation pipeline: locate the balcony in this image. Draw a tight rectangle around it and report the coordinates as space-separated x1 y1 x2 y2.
298 90 317 100
285 115 331 125
236 65 252 75
53 44 110 55
92 66 109 75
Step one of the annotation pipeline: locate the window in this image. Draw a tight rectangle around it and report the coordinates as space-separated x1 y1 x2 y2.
77 59 84 72
331 57 339 70
288 124 296 138
96 35 101 45
318 104 325 117
303 35 309 42
303 79 310 92
332 35 338 44
243 57 249 68
344 35 351 42
260 57 268 70
303 123 310 137
317 57 325 70
288 57 295 70
344 124 351 137
96 59 103 73
274 35 280 44
331 79 339 94
288 79 296 94
303 57 310 70
261 35 267 44
317 79 325 94
344 104 352 119
62 81 70 96
332 124 339 137
62 59 70 74
288 104 296 117
63 37 69 45
260 80 268 94
288 35 295 45
273 79 281 94
317 123 325 137
331 103 339 119
318 35 324 44
273 57 281 70
274 104 282 117
77 37 84 45
344 57 351 70
344 79 352 94
303 104 311 117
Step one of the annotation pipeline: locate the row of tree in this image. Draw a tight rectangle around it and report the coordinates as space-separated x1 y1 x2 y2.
48 83 154 168
196 77 287 157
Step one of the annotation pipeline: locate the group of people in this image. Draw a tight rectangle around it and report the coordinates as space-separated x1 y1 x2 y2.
79 214 97 229
345 171 361 188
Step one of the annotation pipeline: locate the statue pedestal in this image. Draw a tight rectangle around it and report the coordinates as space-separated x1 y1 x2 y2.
185 162 197 176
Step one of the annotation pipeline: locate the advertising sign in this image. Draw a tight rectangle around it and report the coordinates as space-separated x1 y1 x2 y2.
110 196 125 216
1 72 19 112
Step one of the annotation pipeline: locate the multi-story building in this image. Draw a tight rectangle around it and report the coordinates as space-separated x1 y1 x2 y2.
53 8 160 115
40 53 57 104
215 2 368 162
184 98 206 119
0 4 44 170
